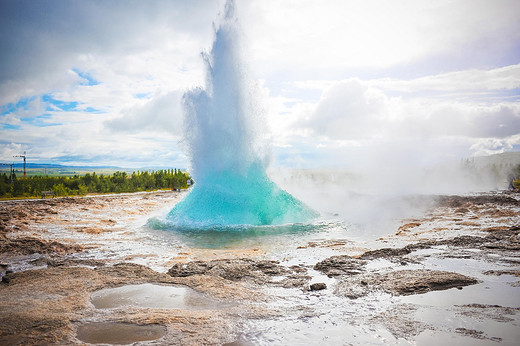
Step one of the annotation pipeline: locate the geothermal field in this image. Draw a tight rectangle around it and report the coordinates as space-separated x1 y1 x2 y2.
1 189 519 345
1 0 519 345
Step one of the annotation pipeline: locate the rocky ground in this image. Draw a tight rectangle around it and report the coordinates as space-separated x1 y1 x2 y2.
0 190 519 345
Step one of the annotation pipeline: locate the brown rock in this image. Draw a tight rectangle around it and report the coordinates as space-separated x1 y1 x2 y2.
314 255 366 277
310 283 327 291
168 258 287 283
335 269 479 299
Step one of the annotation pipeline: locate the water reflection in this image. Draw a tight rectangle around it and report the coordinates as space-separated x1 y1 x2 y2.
148 218 331 248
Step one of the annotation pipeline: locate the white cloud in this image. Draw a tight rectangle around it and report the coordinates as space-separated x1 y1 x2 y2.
470 138 514 157
1 118 186 168
303 79 387 140
239 0 520 78
0 0 217 105
1 0 519 169
283 66 520 143
105 91 184 135
273 69 520 168
0 142 24 160
372 64 520 94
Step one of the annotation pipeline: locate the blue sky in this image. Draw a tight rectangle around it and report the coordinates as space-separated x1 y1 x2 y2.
0 0 519 169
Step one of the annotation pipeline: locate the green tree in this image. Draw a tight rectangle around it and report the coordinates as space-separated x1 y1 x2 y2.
52 183 68 196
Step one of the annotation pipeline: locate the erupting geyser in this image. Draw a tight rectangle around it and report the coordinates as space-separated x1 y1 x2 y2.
166 0 317 228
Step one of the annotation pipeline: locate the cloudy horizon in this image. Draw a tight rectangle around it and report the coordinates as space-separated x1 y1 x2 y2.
1 0 519 170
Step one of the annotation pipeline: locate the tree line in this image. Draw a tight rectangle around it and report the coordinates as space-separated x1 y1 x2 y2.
0 169 192 198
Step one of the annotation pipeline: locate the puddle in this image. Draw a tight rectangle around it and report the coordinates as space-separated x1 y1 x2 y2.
76 322 166 344
400 276 520 307
416 330 490 345
416 328 518 346
223 341 255 346
91 283 221 309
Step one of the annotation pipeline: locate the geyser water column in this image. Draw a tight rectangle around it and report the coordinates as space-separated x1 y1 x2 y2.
167 0 317 228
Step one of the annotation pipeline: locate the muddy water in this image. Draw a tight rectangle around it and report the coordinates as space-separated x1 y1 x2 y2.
91 283 221 310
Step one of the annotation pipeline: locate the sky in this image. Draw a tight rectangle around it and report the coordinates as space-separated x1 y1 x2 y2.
1 0 519 170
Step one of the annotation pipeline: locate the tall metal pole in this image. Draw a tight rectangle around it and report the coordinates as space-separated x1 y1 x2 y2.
14 151 26 177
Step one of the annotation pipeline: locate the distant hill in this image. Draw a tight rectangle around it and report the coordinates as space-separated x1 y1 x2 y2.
0 163 186 177
466 151 520 167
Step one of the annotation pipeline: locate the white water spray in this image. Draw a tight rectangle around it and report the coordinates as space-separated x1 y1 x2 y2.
166 0 317 228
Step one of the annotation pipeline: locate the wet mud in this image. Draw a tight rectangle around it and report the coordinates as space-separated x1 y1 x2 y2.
76 322 167 344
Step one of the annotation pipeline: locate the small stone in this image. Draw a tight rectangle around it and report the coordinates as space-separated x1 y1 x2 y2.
310 283 327 291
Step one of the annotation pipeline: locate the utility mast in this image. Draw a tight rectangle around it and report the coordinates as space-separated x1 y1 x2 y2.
14 151 27 177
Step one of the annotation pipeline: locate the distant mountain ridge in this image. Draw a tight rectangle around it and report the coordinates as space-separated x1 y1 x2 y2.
0 162 187 176
468 151 520 167
7 163 121 169
2 151 519 174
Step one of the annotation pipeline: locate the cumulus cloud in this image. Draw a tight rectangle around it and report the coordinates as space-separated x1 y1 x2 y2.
470 137 516 157
301 76 520 139
304 79 387 140
1 0 519 169
0 0 218 167
470 106 520 138
0 0 217 105
0 142 24 160
279 67 520 169
105 91 184 135
2 117 187 168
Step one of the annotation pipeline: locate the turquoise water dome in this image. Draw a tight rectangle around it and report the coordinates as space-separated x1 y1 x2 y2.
166 0 317 229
